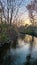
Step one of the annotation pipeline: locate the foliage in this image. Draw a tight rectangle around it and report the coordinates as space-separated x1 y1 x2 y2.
0 23 10 43
0 33 10 43
19 25 37 37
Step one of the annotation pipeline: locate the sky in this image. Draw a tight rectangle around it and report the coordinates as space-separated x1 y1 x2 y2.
15 0 32 25
1 0 32 25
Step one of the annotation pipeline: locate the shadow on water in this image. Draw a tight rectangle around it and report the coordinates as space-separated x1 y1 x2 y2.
24 54 37 65
0 34 18 65
3 52 20 65
0 42 10 65
0 36 37 65
0 38 18 65
23 36 37 65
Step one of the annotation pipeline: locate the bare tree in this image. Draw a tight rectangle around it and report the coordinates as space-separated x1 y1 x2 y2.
0 0 7 24
25 1 37 65
26 1 37 64
0 0 23 25
13 0 23 25
7 0 15 25
0 1 3 23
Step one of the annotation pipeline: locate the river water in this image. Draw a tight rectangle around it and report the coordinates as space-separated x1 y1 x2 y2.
4 36 37 65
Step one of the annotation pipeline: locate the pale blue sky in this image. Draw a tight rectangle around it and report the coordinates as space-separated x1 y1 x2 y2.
1 0 32 22
1 0 31 10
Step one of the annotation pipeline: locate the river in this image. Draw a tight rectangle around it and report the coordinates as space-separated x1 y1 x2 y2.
4 36 37 65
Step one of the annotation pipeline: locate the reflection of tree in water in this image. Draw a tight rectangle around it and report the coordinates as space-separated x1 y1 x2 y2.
3 52 20 65
24 0 37 65
24 32 37 65
32 59 37 65
24 39 34 65
0 42 10 65
24 56 37 65
0 38 18 65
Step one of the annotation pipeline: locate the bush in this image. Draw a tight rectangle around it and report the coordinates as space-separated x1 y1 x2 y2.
0 23 10 43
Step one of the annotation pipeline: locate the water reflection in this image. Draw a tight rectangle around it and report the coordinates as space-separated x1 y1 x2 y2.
6 43 30 65
2 36 37 65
